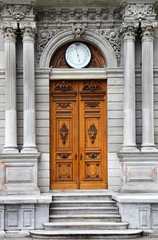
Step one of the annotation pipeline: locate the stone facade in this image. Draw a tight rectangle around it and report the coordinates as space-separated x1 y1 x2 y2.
0 0 158 236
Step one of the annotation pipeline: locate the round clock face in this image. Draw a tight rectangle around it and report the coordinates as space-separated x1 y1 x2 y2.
65 42 92 69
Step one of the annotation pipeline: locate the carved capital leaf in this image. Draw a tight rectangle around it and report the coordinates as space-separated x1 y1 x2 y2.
120 22 139 39
141 21 158 37
2 22 17 40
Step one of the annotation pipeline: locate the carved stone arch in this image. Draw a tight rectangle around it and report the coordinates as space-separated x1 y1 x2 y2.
39 29 118 68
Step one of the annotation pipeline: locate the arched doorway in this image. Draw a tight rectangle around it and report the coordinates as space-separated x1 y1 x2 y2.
49 42 107 189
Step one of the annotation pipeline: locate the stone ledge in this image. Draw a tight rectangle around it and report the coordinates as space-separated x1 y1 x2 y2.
0 193 52 204
113 193 158 203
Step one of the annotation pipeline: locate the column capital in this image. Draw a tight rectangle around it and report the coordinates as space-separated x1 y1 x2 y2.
120 22 139 40
141 21 158 39
2 22 17 41
20 22 36 42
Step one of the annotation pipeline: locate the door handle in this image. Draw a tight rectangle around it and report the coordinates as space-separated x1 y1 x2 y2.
75 154 77 160
80 154 82 160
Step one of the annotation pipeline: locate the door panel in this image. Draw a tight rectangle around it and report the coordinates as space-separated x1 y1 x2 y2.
79 80 107 189
50 80 107 189
50 81 79 189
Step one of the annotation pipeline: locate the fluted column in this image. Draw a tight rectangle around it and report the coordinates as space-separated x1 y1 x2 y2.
121 24 138 152
141 22 157 151
3 24 18 153
20 23 37 152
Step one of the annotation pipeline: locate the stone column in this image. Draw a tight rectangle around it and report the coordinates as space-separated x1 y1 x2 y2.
141 22 157 151
121 24 138 152
3 24 18 153
20 23 37 152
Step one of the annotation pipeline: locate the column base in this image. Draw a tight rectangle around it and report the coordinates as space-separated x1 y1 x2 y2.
21 146 38 153
2 147 19 153
121 145 139 152
141 145 158 152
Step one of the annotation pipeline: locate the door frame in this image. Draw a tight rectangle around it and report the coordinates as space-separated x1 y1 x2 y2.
49 68 108 189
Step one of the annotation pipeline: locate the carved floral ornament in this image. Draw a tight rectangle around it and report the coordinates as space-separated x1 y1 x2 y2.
6 5 32 21
36 9 122 23
36 26 121 64
124 3 155 21
59 123 69 145
88 123 97 144
72 23 86 38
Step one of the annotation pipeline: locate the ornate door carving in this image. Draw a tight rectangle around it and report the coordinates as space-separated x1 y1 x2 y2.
50 80 107 189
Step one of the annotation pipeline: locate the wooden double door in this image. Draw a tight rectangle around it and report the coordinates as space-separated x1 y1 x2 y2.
50 80 107 189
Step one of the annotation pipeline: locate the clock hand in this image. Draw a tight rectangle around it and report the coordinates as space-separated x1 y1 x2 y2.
76 48 80 62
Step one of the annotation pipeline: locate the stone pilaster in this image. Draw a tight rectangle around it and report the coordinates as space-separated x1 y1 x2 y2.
141 21 158 152
20 22 37 153
2 23 18 153
121 23 139 152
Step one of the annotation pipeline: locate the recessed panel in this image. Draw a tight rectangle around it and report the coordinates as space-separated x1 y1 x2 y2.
56 163 73 181
57 119 72 149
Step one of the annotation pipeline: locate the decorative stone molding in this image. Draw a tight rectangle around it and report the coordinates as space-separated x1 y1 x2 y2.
5 4 32 21
72 23 86 38
124 3 155 21
36 27 61 63
40 29 117 68
96 28 121 63
36 8 122 24
37 27 120 64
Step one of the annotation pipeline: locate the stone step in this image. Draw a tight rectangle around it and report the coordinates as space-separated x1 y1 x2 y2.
43 222 128 231
51 200 116 208
50 206 119 215
52 192 112 202
49 214 122 222
30 229 143 239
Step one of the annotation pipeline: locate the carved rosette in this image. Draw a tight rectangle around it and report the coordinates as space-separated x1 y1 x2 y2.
6 4 32 21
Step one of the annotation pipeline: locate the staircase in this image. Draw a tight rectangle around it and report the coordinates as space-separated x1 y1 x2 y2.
30 190 142 239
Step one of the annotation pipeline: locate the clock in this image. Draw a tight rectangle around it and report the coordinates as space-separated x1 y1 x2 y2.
65 42 92 69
